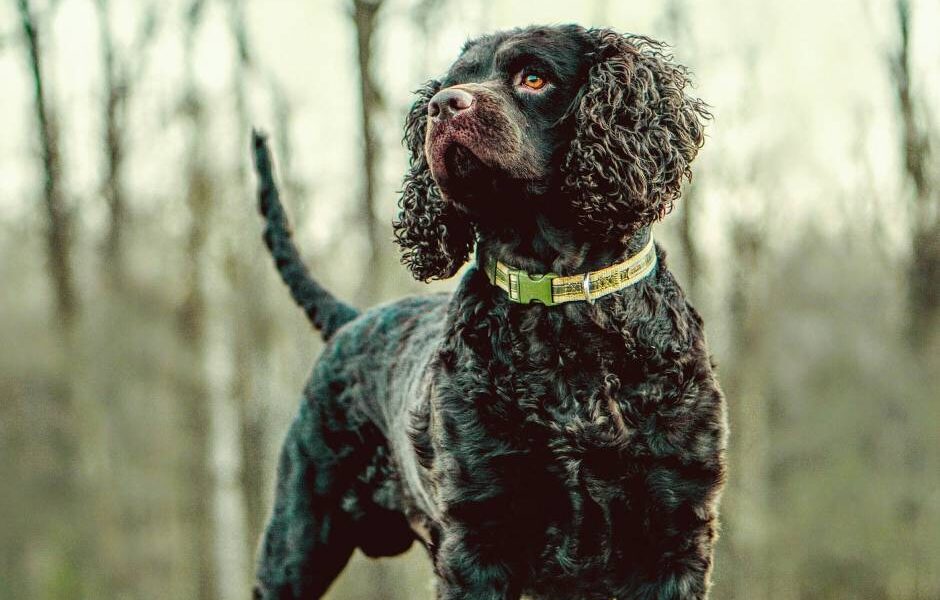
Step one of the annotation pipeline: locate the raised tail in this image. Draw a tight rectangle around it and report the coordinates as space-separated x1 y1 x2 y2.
251 130 359 341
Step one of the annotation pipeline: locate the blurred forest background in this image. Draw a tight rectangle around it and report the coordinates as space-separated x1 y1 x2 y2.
0 0 938 598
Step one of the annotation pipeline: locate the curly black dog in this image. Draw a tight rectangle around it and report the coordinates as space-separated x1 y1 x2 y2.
252 24 727 600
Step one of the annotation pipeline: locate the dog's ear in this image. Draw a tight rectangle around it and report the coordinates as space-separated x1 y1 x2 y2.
393 80 475 282
562 30 710 241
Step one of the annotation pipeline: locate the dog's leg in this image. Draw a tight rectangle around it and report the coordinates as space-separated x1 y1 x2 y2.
431 490 532 600
433 532 523 600
253 395 360 600
621 530 716 600
614 467 722 600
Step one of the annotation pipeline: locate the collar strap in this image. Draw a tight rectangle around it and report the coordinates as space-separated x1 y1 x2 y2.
483 238 657 306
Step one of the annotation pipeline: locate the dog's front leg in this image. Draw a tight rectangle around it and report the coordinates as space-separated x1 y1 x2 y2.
431 478 527 600
613 459 724 600
433 526 523 600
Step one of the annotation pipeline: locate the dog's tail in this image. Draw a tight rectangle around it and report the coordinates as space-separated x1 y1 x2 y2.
251 130 359 341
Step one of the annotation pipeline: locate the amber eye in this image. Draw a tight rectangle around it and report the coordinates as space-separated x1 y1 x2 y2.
522 73 546 90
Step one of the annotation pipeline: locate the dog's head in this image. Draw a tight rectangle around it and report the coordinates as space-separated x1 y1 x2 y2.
394 25 709 281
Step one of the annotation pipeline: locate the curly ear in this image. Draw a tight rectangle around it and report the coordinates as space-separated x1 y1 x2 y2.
562 31 710 241
393 80 475 282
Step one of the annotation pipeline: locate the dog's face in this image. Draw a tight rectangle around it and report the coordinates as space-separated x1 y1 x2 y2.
394 25 710 282
423 26 593 207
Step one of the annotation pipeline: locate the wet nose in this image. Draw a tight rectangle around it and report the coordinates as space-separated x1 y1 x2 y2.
427 88 474 120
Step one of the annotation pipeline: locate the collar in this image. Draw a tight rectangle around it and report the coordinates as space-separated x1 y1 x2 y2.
482 238 657 306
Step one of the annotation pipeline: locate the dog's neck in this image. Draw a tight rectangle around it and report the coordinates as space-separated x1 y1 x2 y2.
475 215 652 278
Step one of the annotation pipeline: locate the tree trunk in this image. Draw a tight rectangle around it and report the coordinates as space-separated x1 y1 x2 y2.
226 0 270 555
677 183 701 301
723 223 771 600
176 3 218 598
177 164 219 600
353 0 385 302
95 0 127 289
889 0 940 350
16 1 89 596
886 4 937 593
909 222 940 347
17 0 77 331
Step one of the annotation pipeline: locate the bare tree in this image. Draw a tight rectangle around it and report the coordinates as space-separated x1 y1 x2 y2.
226 0 270 557
722 221 772 600
352 0 385 301
88 5 163 595
14 1 90 595
95 0 126 288
676 184 702 299
705 43 777 600
888 0 940 350
174 2 218 598
94 0 157 290
17 0 76 331
882 6 938 594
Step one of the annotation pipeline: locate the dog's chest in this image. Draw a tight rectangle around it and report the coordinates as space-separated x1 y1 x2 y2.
434 308 652 478
482 308 654 450
429 302 707 577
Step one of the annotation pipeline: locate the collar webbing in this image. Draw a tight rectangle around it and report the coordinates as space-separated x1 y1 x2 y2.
483 238 657 306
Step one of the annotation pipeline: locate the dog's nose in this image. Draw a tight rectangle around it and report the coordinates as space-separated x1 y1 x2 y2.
428 88 474 120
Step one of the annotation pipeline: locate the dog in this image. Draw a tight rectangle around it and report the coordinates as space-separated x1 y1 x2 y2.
251 24 727 600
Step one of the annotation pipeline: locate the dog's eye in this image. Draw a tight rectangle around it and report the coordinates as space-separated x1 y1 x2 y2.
522 73 547 90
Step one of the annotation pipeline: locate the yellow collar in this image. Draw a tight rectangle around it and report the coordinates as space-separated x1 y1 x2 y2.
483 238 657 306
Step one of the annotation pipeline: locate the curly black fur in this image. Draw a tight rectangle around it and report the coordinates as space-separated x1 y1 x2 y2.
253 25 727 600
393 80 478 282
562 33 710 242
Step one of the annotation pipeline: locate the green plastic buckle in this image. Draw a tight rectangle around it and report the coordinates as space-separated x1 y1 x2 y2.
512 269 558 306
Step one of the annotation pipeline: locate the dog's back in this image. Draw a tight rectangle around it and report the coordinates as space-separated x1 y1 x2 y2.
320 292 451 517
